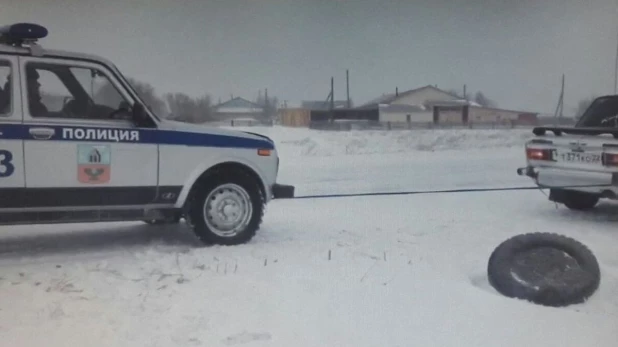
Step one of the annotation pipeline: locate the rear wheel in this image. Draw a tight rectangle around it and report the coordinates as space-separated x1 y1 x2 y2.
188 170 264 245
557 190 599 211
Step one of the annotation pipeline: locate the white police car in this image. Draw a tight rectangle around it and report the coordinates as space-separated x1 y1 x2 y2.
0 23 294 245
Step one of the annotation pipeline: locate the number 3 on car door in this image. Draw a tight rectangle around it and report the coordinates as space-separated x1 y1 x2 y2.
0 55 25 195
0 149 15 177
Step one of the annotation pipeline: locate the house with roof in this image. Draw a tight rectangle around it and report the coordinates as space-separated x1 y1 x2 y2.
212 97 264 122
277 99 351 127
359 85 475 124
359 85 537 125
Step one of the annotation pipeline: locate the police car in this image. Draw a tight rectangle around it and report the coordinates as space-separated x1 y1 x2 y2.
0 23 294 245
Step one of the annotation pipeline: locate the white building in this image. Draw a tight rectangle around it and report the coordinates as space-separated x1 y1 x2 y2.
360 85 536 125
212 97 264 122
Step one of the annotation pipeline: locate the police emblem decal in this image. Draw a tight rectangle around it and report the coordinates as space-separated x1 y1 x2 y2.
77 144 111 183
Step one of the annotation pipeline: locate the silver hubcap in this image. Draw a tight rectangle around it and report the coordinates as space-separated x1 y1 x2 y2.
203 183 253 237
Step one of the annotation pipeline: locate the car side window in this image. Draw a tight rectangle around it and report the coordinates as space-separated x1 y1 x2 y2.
25 62 132 121
0 60 11 116
34 69 71 113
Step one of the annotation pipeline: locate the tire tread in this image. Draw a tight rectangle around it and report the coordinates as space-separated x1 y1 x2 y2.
487 232 600 307
188 168 265 245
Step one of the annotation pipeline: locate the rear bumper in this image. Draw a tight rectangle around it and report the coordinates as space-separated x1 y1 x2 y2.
518 165 616 197
272 183 295 199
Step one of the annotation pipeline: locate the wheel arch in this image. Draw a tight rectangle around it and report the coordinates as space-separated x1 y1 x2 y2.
174 158 268 209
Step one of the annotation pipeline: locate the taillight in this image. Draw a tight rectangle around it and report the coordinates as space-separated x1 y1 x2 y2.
526 148 553 161
602 153 618 166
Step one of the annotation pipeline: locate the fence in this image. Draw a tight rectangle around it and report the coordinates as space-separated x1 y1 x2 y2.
202 119 275 127
307 118 576 131
203 117 576 131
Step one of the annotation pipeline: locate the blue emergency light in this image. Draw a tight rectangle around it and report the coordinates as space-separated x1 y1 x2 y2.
0 23 48 45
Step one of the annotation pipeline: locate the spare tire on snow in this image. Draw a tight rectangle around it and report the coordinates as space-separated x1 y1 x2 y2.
487 232 600 307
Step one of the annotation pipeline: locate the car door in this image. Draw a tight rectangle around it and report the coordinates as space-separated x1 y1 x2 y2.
0 55 25 209
19 56 159 209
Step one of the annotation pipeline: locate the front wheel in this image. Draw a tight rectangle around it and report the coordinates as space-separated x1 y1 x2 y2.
188 171 264 245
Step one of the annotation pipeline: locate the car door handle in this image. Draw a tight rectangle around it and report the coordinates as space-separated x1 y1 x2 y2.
29 127 55 140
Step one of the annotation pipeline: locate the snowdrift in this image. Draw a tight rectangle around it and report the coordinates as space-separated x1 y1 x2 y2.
227 126 535 157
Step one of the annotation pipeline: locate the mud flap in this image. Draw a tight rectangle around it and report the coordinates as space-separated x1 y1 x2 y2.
273 184 295 199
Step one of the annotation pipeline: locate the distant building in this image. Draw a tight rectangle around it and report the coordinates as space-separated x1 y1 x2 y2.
278 108 311 127
360 85 537 125
278 99 349 127
212 97 264 122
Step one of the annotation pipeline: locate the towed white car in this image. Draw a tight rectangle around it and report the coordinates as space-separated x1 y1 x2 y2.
517 95 618 210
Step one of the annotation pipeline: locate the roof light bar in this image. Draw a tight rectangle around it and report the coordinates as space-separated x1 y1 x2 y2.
0 23 48 46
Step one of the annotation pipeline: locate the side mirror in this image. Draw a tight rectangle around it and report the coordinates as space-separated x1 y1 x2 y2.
132 102 145 120
63 96 74 107
118 100 131 112
131 102 152 127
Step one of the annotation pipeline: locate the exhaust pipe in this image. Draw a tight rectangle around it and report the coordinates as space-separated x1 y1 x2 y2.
517 166 537 179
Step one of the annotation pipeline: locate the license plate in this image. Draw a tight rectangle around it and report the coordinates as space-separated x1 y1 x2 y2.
554 150 601 164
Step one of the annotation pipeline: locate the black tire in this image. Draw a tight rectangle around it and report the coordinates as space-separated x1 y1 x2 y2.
487 232 600 307
188 169 264 245
551 189 599 211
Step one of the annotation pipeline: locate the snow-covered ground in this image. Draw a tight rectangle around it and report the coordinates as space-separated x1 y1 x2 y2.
243 126 538 196
1 127 618 347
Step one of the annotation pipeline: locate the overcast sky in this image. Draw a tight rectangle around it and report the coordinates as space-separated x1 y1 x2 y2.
2 0 618 115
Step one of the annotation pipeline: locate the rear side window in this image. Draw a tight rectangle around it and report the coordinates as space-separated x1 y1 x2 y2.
0 60 11 116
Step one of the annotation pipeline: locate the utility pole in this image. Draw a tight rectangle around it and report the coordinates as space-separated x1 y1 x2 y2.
264 88 269 119
560 74 564 119
553 74 564 124
463 84 467 99
346 69 350 108
614 22 618 94
330 77 335 111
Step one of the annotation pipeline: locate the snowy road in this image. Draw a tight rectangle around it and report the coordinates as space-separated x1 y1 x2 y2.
257 127 536 196
1 127 617 346
278 148 533 196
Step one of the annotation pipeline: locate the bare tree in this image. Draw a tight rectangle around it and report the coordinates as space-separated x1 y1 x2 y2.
474 91 497 108
194 94 214 122
125 77 167 117
165 92 195 122
255 93 279 121
165 92 213 123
